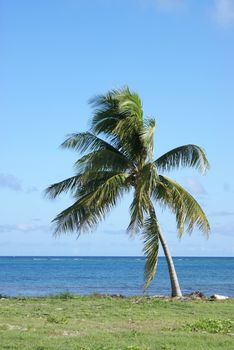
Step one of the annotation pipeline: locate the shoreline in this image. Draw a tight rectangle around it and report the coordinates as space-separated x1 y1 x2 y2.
0 292 232 301
1 255 234 258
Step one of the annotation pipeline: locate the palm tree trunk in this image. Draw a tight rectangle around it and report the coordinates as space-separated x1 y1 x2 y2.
158 229 182 297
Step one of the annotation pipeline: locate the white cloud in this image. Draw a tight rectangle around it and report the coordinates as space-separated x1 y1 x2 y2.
0 173 38 193
183 177 207 195
0 173 22 191
0 223 50 233
214 0 234 25
142 0 234 25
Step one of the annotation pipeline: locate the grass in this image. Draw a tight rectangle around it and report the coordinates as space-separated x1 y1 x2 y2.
0 294 233 349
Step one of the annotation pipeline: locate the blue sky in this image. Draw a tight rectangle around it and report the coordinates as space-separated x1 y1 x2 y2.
1 0 234 256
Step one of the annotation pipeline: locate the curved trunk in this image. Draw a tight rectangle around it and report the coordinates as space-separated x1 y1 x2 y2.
148 203 182 297
158 229 182 297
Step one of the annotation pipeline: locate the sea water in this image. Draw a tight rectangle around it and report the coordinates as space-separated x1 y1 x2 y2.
0 256 233 297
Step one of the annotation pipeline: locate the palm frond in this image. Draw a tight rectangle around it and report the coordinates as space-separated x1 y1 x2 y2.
82 173 129 207
127 189 150 235
155 145 210 174
113 116 144 162
140 118 156 161
89 88 128 143
74 171 123 198
143 207 160 290
117 87 143 122
74 149 132 173
127 163 158 235
52 196 92 235
45 175 82 199
90 87 143 134
153 175 210 237
89 87 145 163
61 132 119 154
53 172 129 235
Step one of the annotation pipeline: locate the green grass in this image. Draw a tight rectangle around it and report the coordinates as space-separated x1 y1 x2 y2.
0 294 233 349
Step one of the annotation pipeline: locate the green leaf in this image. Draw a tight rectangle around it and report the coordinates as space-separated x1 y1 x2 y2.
127 163 158 235
74 149 131 173
61 132 120 154
90 87 146 164
140 118 156 162
53 172 129 235
44 175 82 199
143 207 159 290
153 175 210 236
155 144 210 174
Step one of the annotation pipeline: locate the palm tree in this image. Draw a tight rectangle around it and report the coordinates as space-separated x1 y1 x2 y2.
46 87 210 297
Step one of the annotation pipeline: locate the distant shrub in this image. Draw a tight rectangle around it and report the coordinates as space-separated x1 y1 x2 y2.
0 294 7 299
184 318 234 334
53 291 75 300
160 345 175 350
46 315 68 324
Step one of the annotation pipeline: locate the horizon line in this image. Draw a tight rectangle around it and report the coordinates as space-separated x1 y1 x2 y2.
0 255 233 258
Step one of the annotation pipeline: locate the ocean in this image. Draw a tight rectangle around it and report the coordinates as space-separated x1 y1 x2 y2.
0 256 233 297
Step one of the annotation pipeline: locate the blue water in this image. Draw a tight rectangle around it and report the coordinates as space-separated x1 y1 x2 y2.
0 257 233 297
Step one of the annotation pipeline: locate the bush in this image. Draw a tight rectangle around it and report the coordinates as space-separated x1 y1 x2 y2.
184 319 234 334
